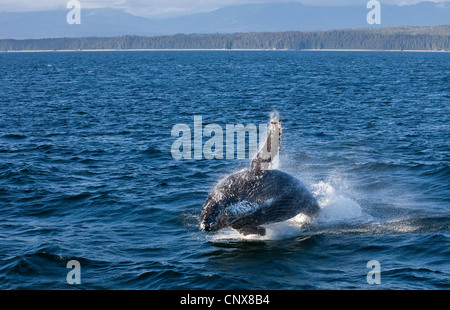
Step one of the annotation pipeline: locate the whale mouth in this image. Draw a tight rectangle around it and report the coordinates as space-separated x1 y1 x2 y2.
199 218 221 232
200 221 222 233
200 202 261 234
199 221 211 232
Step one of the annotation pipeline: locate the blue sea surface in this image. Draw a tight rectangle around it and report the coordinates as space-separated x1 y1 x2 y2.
0 51 449 289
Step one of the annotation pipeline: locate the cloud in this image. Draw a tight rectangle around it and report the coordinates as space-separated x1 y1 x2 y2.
0 1 131 12
0 0 448 17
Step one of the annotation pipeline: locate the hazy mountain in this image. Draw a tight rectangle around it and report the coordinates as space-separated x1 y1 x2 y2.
0 9 155 39
0 2 448 39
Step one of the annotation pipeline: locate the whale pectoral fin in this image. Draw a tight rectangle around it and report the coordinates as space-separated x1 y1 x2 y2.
235 226 266 236
251 119 282 175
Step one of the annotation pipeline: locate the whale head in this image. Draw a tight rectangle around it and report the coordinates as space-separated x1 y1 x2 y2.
200 184 262 233
200 195 232 232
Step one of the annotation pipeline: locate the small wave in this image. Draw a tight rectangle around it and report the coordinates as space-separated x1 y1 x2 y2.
3 248 86 277
33 144 53 151
187 171 209 179
1 134 27 140
142 146 164 157
61 192 93 202
0 164 48 181
383 267 449 288
419 164 450 180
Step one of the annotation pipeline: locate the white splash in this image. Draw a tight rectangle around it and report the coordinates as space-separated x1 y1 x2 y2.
269 109 280 122
312 181 366 223
263 213 312 240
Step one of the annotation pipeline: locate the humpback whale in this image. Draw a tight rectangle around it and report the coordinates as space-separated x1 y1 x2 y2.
200 118 320 236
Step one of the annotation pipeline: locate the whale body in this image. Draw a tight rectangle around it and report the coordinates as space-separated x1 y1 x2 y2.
199 118 319 236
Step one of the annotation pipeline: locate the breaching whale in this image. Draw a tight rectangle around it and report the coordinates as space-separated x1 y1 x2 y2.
200 118 320 236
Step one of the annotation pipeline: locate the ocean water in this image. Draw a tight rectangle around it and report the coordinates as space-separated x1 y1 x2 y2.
0 51 448 290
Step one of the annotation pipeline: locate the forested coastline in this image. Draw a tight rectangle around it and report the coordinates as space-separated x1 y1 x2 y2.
1 25 449 51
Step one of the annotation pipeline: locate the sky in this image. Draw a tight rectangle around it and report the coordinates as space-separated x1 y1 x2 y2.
0 0 449 17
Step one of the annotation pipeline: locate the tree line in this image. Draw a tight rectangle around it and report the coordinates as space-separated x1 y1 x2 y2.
0 26 448 51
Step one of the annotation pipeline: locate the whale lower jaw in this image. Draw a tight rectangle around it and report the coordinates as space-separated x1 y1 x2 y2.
232 225 266 236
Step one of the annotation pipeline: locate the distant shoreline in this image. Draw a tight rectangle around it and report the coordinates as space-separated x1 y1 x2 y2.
2 26 449 52
1 48 449 53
